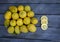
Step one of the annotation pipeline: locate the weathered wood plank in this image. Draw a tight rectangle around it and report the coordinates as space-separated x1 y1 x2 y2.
0 4 60 14
0 0 60 3
0 38 58 42
0 26 60 41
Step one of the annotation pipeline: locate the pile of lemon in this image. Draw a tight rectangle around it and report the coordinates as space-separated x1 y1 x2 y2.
4 5 38 34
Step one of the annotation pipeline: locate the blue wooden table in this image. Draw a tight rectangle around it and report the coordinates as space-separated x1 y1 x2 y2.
0 0 60 42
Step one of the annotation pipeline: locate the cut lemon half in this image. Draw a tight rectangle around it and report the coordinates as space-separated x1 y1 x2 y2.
41 24 48 30
41 15 48 20
41 19 48 24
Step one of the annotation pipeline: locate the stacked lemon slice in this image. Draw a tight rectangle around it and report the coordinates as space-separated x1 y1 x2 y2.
41 15 48 30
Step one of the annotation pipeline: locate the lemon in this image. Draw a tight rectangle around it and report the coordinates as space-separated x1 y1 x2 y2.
7 26 14 34
41 15 48 24
27 24 36 32
27 11 34 17
31 17 38 25
41 24 48 30
4 19 10 27
23 17 30 25
9 6 17 13
41 15 48 20
4 11 11 20
19 11 26 18
17 19 23 26
18 5 24 11
10 20 16 26
15 26 20 34
41 19 48 24
20 25 28 33
25 5 31 12
12 13 19 20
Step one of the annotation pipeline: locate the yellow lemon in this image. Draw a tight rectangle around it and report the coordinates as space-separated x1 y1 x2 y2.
10 20 16 26
7 26 14 34
9 6 17 13
4 11 11 20
15 26 20 34
31 17 38 25
20 25 28 33
27 11 34 17
17 19 23 26
27 24 36 32
19 11 26 18
12 13 19 20
18 5 24 11
23 17 30 25
25 5 31 12
4 19 10 27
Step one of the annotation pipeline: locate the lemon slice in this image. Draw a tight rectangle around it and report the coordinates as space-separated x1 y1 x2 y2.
41 19 48 24
41 15 48 20
41 24 48 30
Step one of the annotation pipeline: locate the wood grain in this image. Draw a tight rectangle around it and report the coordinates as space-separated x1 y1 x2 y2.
0 4 60 14
0 0 60 3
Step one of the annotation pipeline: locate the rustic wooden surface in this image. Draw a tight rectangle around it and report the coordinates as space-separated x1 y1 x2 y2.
0 0 60 42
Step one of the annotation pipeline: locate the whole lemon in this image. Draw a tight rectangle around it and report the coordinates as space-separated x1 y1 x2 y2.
23 17 30 25
4 19 10 27
17 19 23 26
15 26 20 34
9 6 17 13
27 11 34 17
19 11 26 18
12 13 19 20
25 5 31 12
27 24 36 32
31 17 38 25
20 25 28 33
4 11 11 20
10 20 16 26
7 26 14 34
18 5 24 11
